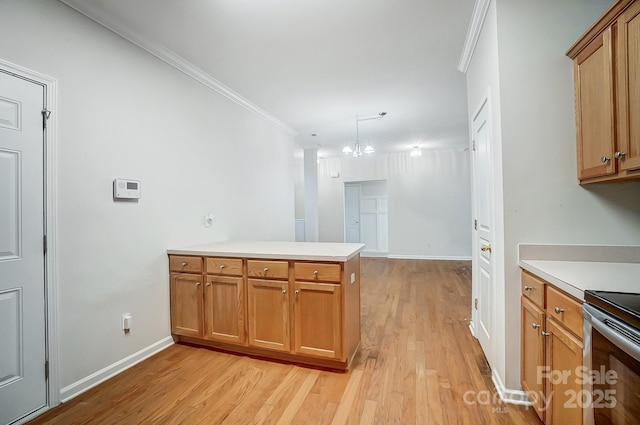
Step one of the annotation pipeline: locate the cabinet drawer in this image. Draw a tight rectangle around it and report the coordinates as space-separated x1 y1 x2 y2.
547 285 583 338
247 260 289 279
521 270 546 308
206 257 243 276
294 262 341 283
169 255 202 273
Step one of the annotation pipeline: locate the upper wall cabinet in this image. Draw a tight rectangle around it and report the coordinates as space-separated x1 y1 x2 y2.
568 0 640 184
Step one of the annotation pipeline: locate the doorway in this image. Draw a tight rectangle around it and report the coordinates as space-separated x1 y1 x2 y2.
0 60 58 424
344 180 388 255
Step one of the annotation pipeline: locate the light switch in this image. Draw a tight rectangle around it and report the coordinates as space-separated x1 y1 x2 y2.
205 213 214 227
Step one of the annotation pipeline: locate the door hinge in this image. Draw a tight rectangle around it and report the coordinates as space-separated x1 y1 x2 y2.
472 140 476 151
474 219 478 230
43 235 47 254
45 360 49 380
42 108 51 130
474 298 478 310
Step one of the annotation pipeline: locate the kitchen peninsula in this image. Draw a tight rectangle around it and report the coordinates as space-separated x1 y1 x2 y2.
167 241 364 371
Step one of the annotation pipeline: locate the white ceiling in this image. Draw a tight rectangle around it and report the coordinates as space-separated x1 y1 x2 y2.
61 0 474 158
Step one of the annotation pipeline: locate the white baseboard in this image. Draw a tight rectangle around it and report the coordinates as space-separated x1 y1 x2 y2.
491 369 532 406
360 251 388 258
387 254 472 261
60 336 174 402
468 320 476 337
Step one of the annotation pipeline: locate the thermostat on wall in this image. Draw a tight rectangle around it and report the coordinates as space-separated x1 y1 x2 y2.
113 178 141 200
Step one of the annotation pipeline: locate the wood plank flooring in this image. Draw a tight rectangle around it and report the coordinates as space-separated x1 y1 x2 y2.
29 258 542 425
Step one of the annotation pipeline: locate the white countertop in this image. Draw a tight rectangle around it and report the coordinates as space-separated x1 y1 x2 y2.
167 241 365 262
518 244 640 300
519 260 640 300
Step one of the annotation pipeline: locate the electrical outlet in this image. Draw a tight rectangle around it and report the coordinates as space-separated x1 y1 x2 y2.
122 313 132 332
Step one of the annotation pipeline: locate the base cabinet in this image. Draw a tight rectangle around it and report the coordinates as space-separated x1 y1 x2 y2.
520 270 584 424
169 253 361 370
521 296 545 419
293 281 342 359
170 273 204 337
247 278 290 352
205 276 245 344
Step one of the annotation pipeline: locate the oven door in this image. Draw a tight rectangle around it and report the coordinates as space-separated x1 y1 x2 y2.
583 303 640 425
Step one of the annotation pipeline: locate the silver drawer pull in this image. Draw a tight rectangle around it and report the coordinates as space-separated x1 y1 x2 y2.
532 323 540 329
523 285 532 291
294 290 300 295
220 265 225 270
541 331 550 337
206 282 210 287
181 262 187 267
601 156 610 163
196 282 201 287
313 270 319 276
554 307 565 314
264 267 269 273
282 289 286 295
615 151 626 159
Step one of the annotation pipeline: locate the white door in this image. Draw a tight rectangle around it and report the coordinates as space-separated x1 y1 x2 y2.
472 98 493 361
0 71 47 424
360 196 388 252
344 184 360 243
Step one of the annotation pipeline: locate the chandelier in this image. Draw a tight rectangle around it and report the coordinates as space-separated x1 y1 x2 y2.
342 112 387 157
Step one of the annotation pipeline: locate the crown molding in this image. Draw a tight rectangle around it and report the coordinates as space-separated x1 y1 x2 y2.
457 0 491 74
59 0 297 136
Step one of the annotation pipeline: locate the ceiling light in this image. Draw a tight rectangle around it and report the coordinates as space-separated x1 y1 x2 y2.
410 145 422 157
343 112 386 158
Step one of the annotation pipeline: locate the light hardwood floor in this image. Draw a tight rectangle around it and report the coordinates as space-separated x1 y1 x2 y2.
29 258 542 425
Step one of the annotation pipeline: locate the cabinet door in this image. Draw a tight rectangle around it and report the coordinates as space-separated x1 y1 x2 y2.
170 273 203 337
617 2 640 171
247 279 290 352
521 297 545 421
293 282 342 359
204 276 245 344
574 27 616 180
545 318 583 425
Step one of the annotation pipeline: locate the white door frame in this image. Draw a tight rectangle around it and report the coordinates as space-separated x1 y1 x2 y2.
470 90 497 369
1 58 60 417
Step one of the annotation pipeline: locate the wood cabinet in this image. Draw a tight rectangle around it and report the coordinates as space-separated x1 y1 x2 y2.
247 278 290 352
205 276 245 344
520 270 583 424
293 281 342 359
170 273 204 337
168 252 361 371
568 0 640 183
521 296 545 419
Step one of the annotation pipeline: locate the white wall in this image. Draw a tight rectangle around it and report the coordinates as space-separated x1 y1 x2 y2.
316 151 472 259
467 0 640 392
0 0 295 392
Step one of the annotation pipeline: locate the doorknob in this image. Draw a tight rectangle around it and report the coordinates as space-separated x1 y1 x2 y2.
480 244 492 253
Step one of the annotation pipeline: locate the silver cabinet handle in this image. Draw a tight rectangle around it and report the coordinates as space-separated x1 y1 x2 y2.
220 265 225 270
615 151 626 159
196 282 201 286
524 285 532 291
282 289 286 294
601 156 610 163
264 267 269 273
181 262 187 267
313 270 319 276
554 306 565 314
532 323 540 329
294 290 300 295
541 331 550 337
206 282 210 287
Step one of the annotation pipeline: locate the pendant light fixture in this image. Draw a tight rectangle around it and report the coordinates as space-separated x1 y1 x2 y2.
343 112 387 157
